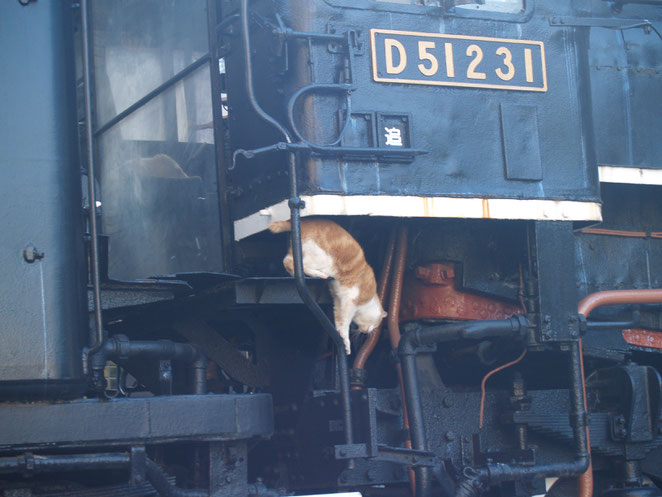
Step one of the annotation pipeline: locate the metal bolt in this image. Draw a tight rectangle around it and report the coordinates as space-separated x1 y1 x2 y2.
443 396 454 408
339 450 347 457
225 476 232 483
445 431 456 441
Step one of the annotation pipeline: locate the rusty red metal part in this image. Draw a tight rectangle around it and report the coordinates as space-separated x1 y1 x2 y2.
352 227 397 375
399 262 522 322
580 227 662 239
622 328 662 350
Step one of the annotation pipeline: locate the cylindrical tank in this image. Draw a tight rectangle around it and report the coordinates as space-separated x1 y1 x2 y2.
0 1 87 398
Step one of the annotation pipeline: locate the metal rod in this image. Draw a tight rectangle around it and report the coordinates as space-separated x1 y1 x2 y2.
279 28 346 43
207 0 235 271
585 319 638 330
94 54 210 138
0 452 130 474
80 0 104 358
240 0 292 145
239 0 354 459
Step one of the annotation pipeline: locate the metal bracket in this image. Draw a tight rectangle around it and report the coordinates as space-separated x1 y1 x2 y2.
232 141 427 169
334 443 437 468
549 16 660 35
374 445 437 468
130 446 146 485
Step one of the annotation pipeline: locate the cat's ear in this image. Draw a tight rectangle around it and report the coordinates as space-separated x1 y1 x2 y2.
381 311 388 318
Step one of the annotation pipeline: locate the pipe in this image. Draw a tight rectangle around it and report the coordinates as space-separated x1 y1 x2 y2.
398 317 596 496
80 0 104 361
97 336 207 394
576 289 662 497
399 318 528 460
578 289 662 317
388 226 408 351
240 0 292 144
145 458 207 497
469 340 590 483
385 225 420 496
239 0 354 458
352 226 397 376
192 355 208 395
0 452 130 474
430 329 588 495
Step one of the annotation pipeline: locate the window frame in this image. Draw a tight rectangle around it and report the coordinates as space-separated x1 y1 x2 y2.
321 0 535 23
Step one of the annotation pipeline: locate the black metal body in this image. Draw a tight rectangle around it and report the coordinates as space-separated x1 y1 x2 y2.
2 0 662 497
0 0 87 399
224 0 601 221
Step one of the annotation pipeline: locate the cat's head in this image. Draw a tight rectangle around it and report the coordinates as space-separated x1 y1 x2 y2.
354 296 388 334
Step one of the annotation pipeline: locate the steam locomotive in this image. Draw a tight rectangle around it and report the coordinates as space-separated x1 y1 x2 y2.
1 0 662 496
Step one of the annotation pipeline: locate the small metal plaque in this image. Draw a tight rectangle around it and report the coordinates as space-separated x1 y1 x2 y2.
371 28 547 92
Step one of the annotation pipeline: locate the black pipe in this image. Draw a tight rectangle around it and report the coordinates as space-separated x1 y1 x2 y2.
398 317 528 497
192 355 208 395
145 458 207 497
0 453 130 474
239 0 292 144
451 340 590 494
80 0 104 361
399 317 528 356
104 337 200 362
98 336 207 395
239 0 354 459
585 319 638 330
286 83 354 147
400 317 590 492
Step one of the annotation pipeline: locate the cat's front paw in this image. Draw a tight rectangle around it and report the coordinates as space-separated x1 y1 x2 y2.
344 340 352 355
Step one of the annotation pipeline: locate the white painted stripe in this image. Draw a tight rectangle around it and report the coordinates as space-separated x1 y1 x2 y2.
297 494 362 497
599 165 662 185
234 195 602 240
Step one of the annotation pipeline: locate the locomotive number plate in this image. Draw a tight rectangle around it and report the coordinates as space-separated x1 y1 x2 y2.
370 29 547 92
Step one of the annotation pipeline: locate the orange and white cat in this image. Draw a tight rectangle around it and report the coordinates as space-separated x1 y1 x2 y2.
269 219 387 355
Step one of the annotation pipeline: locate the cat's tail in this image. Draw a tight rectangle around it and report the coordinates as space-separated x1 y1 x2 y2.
268 220 292 233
